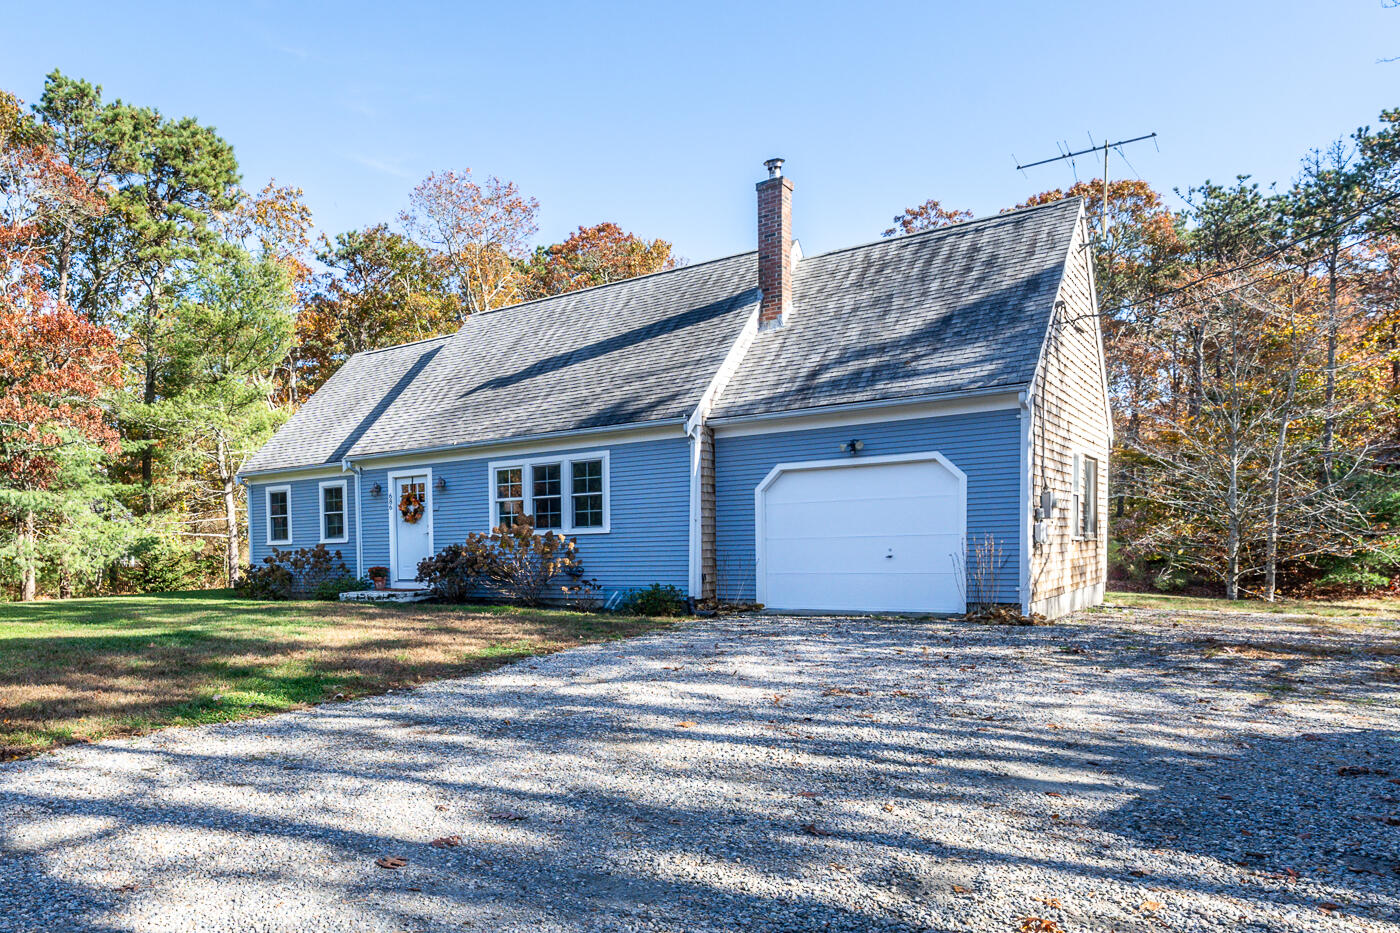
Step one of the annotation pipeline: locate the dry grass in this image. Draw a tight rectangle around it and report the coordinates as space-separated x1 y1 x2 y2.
1104 589 1400 621
0 590 672 761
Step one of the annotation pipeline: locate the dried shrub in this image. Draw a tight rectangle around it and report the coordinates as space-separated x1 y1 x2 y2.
236 544 350 600
416 543 489 602
418 516 584 607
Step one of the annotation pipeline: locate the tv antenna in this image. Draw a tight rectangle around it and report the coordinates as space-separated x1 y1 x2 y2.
1015 132 1158 236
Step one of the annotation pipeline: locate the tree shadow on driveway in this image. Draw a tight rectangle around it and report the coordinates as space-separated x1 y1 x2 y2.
0 612 1397 932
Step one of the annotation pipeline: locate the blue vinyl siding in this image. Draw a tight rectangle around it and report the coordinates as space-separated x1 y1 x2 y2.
353 434 691 599
713 408 1024 604
247 475 358 571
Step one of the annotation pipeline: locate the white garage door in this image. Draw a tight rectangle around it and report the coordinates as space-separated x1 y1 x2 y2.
756 453 966 614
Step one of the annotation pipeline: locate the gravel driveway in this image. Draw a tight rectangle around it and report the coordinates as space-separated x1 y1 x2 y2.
1 608 1397 932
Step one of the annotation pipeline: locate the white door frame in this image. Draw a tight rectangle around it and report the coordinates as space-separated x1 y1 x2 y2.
386 466 434 586
753 450 968 609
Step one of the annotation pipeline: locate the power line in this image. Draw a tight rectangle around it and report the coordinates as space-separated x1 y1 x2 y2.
1117 186 1400 313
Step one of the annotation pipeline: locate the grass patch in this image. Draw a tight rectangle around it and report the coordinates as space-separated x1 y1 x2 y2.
0 590 672 760
1104 589 1400 620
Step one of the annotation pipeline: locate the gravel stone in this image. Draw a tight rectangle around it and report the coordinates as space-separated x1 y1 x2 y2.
0 608 1397 932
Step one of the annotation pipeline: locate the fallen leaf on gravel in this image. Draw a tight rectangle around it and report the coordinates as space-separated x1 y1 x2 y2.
676 721 697 728
1128 869 1147 878
796 791 820 798
429 835 461 848
1044 791 1063 798
801 823 832 836
487 811 527 822
1339 766 1390 777
1318 902 1342 913
1037 897 1063 908
434 804 448 811
952 884 971 894
376 857 408 870
1044 722 1063 731
113 883 138 893
1019 918 1064 933
830 862 849 871
1300 733 1323 741
882 803 895 812
1384 817 1400 826
1139 899 1163 912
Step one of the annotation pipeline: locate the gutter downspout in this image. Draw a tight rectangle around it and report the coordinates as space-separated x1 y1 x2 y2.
1018 390 1033 617
342 459 363 580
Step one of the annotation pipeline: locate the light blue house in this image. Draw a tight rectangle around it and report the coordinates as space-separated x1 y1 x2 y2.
239 161 1111 618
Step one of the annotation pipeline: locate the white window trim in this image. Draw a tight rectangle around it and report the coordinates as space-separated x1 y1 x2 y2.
386 467 434 587
1073 452 1100 540
486 450 611 535
319 478 349 544
265 484 292 546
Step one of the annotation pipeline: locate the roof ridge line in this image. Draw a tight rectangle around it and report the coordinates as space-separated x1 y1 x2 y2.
799 196 1084 264
473 247 759 319
356 333 454 356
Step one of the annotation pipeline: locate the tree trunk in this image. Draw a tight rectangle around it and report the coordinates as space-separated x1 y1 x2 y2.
56 229 73 305
1322 254 1338 480
217 434 240 588
19 510 37 601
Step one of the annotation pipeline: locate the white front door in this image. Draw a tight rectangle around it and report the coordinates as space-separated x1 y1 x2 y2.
756 453 967 614
390 472 432 584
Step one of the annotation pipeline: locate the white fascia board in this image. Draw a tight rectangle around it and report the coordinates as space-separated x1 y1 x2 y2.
237 465 347 484
711 389 1022 438
686 306 760 436
349 420 685 472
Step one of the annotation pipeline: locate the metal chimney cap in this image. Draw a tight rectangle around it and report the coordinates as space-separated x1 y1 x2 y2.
764 158 785 178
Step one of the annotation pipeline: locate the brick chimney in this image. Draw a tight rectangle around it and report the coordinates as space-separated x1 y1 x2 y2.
756 158 794 330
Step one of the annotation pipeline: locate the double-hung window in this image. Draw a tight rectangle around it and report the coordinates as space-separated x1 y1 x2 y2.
320 480 348 543
490 452 609 533
266 485 291 545
1073 453 1099 539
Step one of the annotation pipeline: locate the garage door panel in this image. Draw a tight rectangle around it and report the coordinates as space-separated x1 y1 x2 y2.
764 533 964 575
766 570 963 613
764 493 961 537
758 455 967 614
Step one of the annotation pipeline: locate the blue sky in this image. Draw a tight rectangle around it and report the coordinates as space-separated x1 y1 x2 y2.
3 1 1396 262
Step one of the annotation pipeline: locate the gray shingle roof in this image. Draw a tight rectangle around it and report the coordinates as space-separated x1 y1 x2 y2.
240 197 1082 475
240 335 450 474
709 198 1082 420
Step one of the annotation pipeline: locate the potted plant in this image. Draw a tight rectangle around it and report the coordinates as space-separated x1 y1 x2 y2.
367 566 390 590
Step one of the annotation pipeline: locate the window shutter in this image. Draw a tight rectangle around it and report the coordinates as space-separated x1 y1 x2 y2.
1072 453 1083 536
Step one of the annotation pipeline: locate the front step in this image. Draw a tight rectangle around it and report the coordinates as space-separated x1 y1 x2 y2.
340 588 432 604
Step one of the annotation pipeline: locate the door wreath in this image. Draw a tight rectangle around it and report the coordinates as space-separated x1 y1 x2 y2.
398 488 425 524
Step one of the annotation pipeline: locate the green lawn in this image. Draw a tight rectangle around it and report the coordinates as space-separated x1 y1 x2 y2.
1104 589 1400 619
0 590 672 761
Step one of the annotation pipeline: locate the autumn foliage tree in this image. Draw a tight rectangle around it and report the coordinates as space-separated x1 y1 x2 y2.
0 90 124 600
400 169 539 319
882 199 973 237
521 222 679 299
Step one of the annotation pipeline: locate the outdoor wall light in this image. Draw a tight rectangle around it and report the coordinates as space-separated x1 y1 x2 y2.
435 476 447 491
371 482 382 497
840 439 864 455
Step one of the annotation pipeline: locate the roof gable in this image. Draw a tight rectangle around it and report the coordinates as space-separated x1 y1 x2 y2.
709 198 1082 420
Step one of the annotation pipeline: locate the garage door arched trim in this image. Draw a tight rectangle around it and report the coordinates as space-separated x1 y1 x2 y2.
753 451 968 612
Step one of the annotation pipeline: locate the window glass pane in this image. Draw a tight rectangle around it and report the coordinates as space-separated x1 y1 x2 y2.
271 516 289 541
531 464 562 529
269 490 288 518
570 460 604 528
323 485 342 514
571 459 602 494
325 512 344 539
498 499 523 528
496 468 522 499
573 493 603 528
